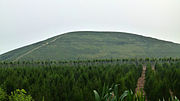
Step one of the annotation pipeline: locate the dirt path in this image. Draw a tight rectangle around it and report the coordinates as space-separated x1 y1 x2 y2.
135 65 146 98
151 64 155 71
13 37 61 62
169 89 174 97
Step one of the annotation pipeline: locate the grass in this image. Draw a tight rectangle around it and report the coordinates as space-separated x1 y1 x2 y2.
1 31 180 61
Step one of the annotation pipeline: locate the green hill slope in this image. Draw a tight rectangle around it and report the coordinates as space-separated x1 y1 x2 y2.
1 31 180 61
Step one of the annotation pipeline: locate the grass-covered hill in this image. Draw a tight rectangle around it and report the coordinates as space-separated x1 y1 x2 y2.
1 31 180 61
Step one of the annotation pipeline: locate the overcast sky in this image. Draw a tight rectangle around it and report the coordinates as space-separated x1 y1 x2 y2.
0 0 180 55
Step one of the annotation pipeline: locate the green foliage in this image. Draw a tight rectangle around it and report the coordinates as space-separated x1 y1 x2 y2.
93 84 120 101
145 61 180 101
9 89 33 101
119 90 146 101
94 83 180 101
93 84 146 101
1 31 180 61
0 87 7 101
0 59 141 101
0 58 180 101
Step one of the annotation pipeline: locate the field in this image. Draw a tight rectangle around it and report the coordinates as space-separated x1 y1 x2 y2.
0 58 180 101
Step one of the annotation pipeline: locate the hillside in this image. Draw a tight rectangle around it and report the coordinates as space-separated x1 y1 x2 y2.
1 31 180 61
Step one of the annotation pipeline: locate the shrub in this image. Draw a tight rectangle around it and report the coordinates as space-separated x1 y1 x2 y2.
0 87 7 101
9 89 34 101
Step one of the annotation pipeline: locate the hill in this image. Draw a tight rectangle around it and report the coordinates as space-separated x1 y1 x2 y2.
1 31 180 61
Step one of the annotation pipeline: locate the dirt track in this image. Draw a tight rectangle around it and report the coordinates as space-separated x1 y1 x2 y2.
152 65 155 71
135 65 146 97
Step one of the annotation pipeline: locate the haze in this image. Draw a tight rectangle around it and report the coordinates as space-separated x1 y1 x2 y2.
0 0 180 55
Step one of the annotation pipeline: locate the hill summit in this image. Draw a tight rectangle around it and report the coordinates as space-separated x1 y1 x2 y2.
1 31 180 61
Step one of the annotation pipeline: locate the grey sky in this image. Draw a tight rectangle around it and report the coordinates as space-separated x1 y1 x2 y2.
0 0 180 55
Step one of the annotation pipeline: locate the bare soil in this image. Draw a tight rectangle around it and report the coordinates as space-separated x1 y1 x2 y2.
152 65 155 71
135 65 146 97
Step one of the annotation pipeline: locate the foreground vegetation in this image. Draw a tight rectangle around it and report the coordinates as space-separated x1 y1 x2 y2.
0 59 141 101
0 58 180 101
0 88 34 101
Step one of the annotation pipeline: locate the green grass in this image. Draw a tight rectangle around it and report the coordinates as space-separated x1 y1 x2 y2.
1 31 180 61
